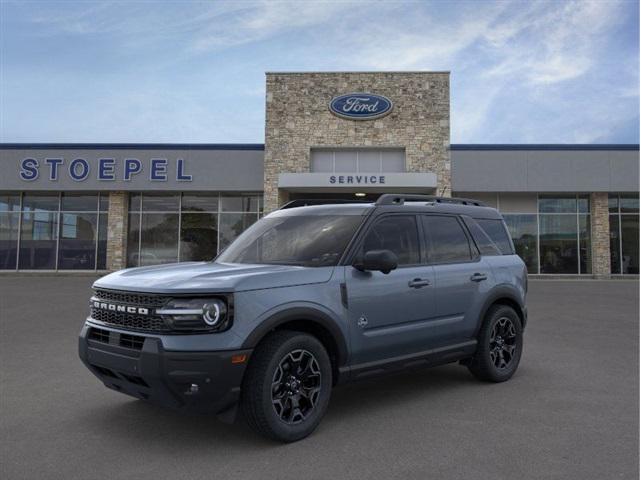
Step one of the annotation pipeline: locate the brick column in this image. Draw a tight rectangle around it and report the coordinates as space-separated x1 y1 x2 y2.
591 192 611 278
106 191 129 271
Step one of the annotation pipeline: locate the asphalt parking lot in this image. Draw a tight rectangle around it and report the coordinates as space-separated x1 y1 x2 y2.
0 277 638 480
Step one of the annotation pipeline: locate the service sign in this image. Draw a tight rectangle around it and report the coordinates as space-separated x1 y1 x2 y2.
329 93 393 120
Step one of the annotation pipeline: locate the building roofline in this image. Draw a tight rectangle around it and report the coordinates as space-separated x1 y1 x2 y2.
265 71 451 74
0 143 265 151
450 144 640 151
0 143 637 151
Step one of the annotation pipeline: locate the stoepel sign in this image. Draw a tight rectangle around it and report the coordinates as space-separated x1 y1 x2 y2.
19 157 192 182
329 93 393 120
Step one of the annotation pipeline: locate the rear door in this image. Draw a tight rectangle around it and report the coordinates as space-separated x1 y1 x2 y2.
421 214 493 343
345 214 436 365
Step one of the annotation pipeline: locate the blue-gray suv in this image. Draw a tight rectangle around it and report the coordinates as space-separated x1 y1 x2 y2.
79 194 528 442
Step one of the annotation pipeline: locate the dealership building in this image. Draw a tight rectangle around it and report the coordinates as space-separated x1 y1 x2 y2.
0 72 638 276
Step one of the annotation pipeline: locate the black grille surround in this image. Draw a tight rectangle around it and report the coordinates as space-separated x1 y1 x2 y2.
88 289 234 334
90 289 171 333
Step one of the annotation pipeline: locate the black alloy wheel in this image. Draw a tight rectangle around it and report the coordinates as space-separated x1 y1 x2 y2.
271 349 322 424
242 331 332 442
489 317 517 370
468 304 523 382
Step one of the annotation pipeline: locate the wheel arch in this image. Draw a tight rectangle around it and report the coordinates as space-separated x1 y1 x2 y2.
476 287 526 335
241 307 349 384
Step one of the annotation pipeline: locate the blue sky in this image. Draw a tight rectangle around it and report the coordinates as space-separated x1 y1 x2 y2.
1 0 638 144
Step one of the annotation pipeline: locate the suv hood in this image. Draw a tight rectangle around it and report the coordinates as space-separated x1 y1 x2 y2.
93 262 335 294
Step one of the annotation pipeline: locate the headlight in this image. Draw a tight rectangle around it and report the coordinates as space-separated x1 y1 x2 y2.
156 297 229 332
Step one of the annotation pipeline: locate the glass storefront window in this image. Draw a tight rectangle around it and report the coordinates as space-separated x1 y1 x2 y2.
579 215 591 274
142 193 180 212
127 213 141 267
609 194 640 275
220 194 260 213
139 213 179 266
127 192 262 266
61 193 99 211
180 213 218 261
22 193 59 212
97 213 108 269
0 212 19 269
578 195 590 214
610 215 621 274
620 194 639 214
0 192 108 270
58 212 98 269
503 214 538 273
620 216 639 274
539 214 578 274
182 193 219 212
537 195 591 274
538 196 577 213
19 211 58 269
0 192 20 212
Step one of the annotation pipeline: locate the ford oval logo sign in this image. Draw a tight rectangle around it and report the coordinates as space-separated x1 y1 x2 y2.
329 93 393 120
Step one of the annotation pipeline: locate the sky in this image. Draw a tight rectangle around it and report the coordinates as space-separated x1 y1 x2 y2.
0 0 638 144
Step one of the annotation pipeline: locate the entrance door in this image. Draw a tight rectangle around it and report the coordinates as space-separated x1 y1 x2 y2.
345 214 436 366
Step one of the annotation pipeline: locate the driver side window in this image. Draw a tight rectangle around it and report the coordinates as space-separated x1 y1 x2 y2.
361 215 420 265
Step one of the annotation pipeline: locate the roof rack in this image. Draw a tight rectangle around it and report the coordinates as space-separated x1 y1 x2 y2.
279 199 370 209
375 194 486 207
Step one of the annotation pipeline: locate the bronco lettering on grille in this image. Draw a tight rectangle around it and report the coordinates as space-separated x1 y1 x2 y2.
92 301 149 315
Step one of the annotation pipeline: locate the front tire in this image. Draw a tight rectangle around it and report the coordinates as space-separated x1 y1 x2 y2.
468 305 523 382
241 331 332 442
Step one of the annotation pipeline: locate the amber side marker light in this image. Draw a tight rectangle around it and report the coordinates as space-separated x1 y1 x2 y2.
231 354 248 364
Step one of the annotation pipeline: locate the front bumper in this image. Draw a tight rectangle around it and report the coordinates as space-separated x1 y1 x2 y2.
78 323 251 415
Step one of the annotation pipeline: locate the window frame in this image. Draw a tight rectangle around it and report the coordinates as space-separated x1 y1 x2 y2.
347 213 424 268
420 213 480 266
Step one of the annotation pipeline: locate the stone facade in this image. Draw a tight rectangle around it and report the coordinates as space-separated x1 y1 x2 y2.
590 192 611 277
106 191 129 271
264 72 450 212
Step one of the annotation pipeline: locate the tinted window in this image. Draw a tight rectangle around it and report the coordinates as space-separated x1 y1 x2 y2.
217 215 362 267
422 215 472 263
476 219 514 254
463 218 501 256
361 215 420 265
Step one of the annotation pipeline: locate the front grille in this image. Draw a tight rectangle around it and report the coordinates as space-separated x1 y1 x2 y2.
93 289 167 308
90 289 170 333
90 307 169 332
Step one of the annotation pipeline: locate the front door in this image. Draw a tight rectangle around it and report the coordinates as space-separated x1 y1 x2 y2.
345 214 436 366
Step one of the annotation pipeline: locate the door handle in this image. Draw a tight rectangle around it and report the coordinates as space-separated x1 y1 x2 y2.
470 272 488 282
408 278 431 288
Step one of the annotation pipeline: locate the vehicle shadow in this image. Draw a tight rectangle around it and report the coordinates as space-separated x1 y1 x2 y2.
78 363 480 450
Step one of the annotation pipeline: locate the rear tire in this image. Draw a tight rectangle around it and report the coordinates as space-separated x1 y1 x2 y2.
241 331 332 442
468 305 523 382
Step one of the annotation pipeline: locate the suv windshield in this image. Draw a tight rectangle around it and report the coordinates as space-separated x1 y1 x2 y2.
216 214 363 267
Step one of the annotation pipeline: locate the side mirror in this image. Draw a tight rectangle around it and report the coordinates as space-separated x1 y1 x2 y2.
354 249 398 274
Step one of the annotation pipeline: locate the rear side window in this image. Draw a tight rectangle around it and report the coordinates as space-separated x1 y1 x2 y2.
422 215 472 264
463 217 502 256
361 215 420 265
476 219 514 254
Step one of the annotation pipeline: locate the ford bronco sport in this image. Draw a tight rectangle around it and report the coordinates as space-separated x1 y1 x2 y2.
79 194 527 442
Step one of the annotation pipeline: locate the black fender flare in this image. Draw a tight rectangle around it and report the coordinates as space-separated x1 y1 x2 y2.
475 285 526 335
241 306 349 367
